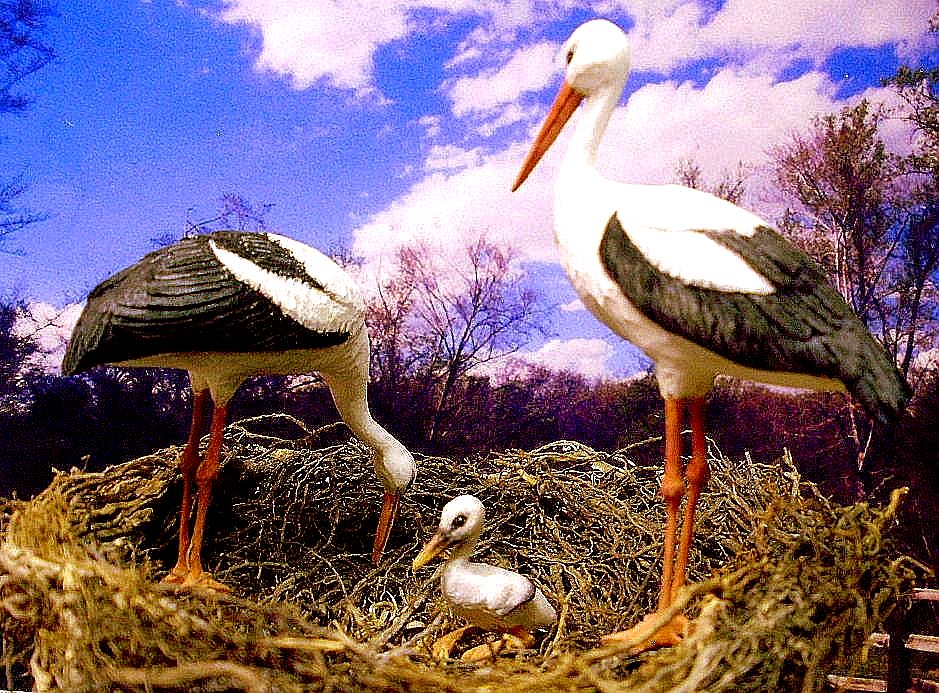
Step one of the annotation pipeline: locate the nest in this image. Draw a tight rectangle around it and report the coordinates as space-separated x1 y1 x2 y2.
0 414 921 692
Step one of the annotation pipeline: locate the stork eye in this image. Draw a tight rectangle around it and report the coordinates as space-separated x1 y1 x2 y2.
450 514 466 530
565 47 575 64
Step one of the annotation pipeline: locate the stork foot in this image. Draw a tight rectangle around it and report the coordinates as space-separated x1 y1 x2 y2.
183 571 232 593
161 564 189 586
601 612 687 655
461 628 535 662
162 568 231 593
431 625 481 660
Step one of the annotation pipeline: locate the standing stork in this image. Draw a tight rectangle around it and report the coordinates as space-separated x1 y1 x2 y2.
63 231 416 590
512 19 908 650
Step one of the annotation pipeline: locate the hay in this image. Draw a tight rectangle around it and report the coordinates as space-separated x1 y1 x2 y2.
0 415 922 691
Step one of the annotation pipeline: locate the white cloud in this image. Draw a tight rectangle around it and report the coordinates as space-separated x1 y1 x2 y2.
215 0 481 92
701 0 935 58
503 338 616 380
209 1 935 97
601 69 845 189
351 139 557 281
351 64 876 276
444 40 558 117
622 0 937 73
15 302 83 374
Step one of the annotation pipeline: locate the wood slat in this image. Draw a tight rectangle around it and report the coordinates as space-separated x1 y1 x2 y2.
827 674 886 692
868 632 939 654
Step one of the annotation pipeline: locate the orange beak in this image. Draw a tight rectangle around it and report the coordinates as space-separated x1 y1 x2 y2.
412 529 450 570
512 80 584 192
371 491 401 565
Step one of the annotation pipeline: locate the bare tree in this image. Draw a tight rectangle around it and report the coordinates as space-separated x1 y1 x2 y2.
0 297 41 412
0 0 55 247
771 100 937 383
184 193 273 236
366 237 549 448
674 157 749 204
884 52 939 376
771 101 903 328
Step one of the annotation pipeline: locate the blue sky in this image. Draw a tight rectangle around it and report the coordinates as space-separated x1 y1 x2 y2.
3 0 937 378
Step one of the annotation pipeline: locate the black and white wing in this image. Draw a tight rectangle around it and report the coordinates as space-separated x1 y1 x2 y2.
599 213 909 423
63 231 364 375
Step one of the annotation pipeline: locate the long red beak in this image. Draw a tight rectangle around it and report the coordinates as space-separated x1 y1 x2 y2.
371 491 401 565
512 80 584 192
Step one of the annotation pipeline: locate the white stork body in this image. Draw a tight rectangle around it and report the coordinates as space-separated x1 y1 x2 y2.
554 178 846 400
413 495 557 659
512 18 908 651
63 231 416 588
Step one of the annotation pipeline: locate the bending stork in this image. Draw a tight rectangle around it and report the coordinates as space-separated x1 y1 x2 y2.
63 231 416 589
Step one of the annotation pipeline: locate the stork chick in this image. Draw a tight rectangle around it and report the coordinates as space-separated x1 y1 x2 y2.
413 495 557 661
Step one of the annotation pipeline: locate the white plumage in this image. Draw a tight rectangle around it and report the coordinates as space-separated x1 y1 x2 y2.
63 231 416 589
413 495 557 658
512 18 908 651
207 233 364 337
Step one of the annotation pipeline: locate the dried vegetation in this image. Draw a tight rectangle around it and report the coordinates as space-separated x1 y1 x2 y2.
0 415 921 691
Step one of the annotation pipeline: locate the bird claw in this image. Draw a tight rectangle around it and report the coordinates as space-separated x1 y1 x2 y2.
430 625 480 660
601 612 688 655
161 568 231 594
461 628 535 662
184 572 232 593
160 564 189 586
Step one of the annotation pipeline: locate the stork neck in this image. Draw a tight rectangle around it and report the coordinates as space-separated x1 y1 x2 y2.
321 365 394 452
445 537 478 563
563 79 624 173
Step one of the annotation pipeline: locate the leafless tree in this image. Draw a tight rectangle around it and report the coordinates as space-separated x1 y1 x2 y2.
771 100 937 382
674 157 749 204
366 237 549 448
0 0 55 247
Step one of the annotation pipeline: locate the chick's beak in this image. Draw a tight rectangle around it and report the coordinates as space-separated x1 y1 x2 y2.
511 80 584 192
412 530 450 570
371 491 401 565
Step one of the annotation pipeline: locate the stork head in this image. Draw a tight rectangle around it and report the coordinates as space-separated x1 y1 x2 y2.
371 438 416 565
560 19 631 95
412 494 485 569
512 19 630 191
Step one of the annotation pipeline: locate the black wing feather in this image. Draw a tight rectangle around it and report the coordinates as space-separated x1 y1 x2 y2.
62 231 352 375
599 214 909 423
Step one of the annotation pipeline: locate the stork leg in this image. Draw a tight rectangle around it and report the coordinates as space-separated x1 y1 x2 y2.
163 388 209 585
431 625 482 660
182 402 231 592
602 397 687 652
672 397 708 600
462 626 536 662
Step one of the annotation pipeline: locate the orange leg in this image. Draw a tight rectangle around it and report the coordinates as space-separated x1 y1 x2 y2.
184 402 231 591
658 397 686 611
672 397 709 600
431 624 481 660
602 397 689 652
461 626 537 662
163 388 209 585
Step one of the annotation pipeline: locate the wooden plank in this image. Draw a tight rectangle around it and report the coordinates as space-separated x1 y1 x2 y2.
911 589 939 602
868 633 939 654
909 634 939 654
826 674 886 692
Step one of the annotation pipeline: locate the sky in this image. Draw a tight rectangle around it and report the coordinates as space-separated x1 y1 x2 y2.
3 0 937 379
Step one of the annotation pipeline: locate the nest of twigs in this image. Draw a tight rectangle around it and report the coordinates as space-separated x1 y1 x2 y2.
0 414 922 691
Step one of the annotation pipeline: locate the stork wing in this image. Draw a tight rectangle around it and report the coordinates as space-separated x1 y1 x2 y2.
63 232 360 375
599 213 908 422
453 564 538 618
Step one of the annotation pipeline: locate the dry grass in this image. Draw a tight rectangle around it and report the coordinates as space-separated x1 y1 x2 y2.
0 414 921 691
